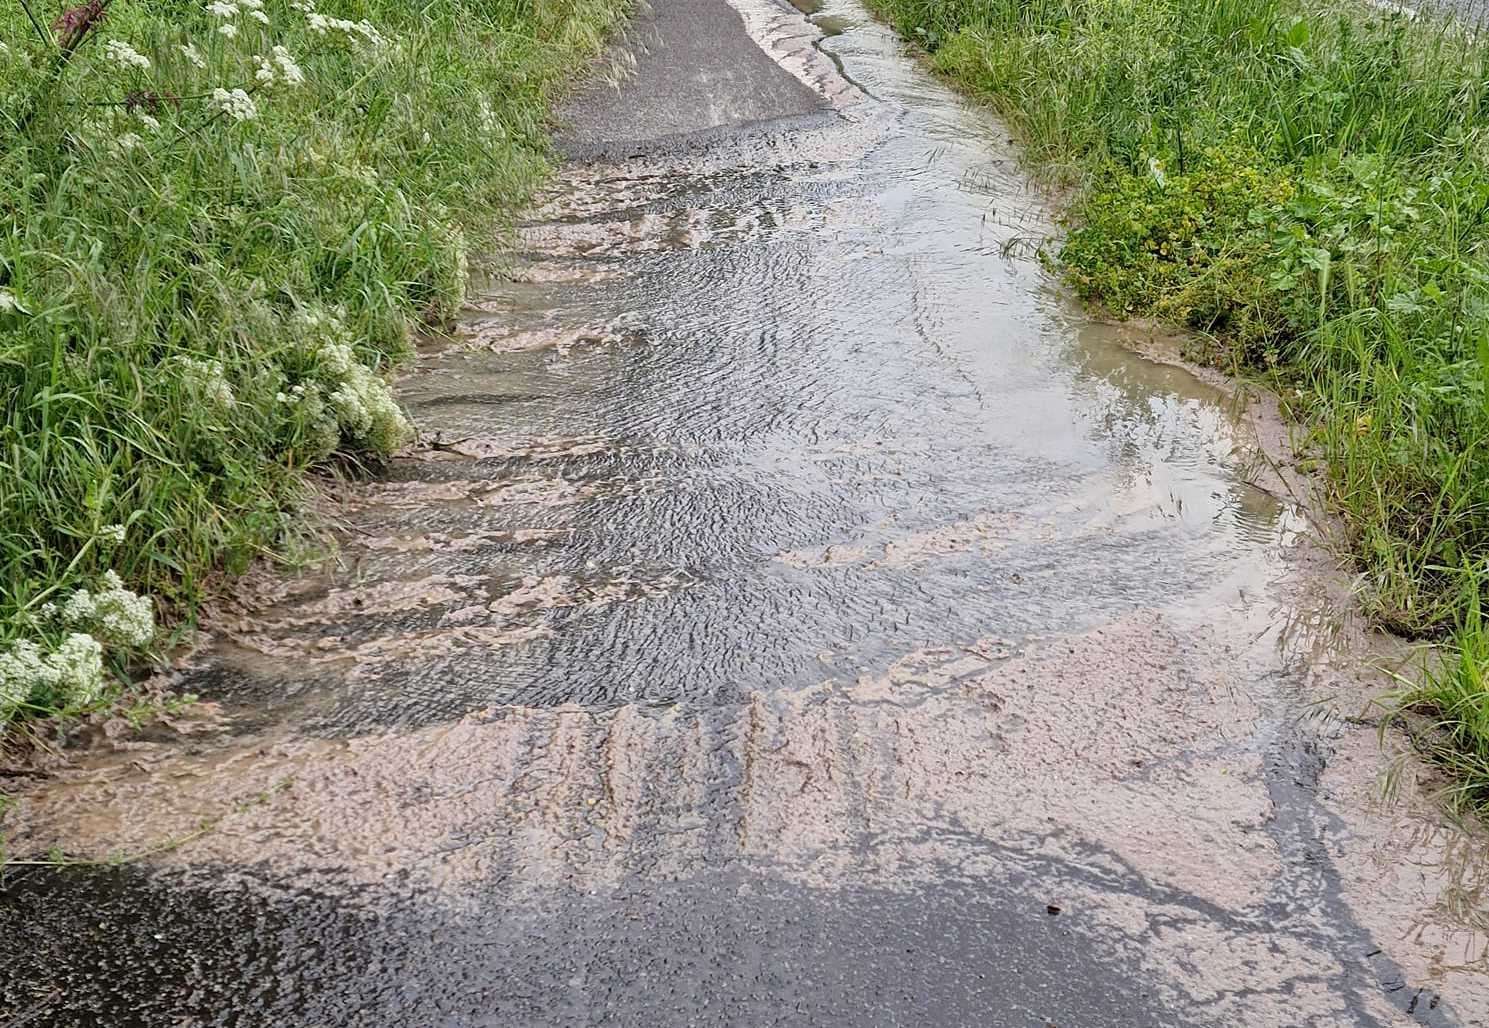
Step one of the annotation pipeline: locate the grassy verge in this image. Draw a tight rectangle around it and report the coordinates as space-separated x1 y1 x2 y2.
867 0 1489 803
0 0 628 734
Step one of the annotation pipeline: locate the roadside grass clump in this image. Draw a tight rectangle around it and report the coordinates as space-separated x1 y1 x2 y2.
0 0 628 734
868 0 1489 803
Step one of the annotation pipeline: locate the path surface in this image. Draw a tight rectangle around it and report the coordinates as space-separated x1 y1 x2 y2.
3 1 1488 1025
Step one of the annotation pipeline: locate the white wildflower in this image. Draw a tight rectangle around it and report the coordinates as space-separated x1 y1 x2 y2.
326 362 410 453
248 9 269 23
0 634 108 709
111 131 143 155
253 49 301 87
58 573 154 649
219 22 239 37
306 12 384 47
136 111 161 131
62 587 95 624
355 20 384 46
180 43 207 69
207 0 239 16
174 354 237 406
477 97 504 138
99 523 127 545
318 341 355 377
103 39 151 71
0 289 18 314
38 602 58 620
55 633 106 703
92 571 155 648
278 382 312 406
272 45 304 85
210 87 258 122
0 640 41 714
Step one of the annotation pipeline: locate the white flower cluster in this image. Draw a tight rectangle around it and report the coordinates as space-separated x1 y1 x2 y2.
174 354 237 408
327 361 410 453
284 306 411 456
211 87 259 122
476 97 506 139
208 0 269 37
180 43 207 69
0 288 18 313
303 4 385 49
0 634 105 716
209 87 259 122
103 39 151 71
255 45 304 88
59 571 156 648
111 131 144 156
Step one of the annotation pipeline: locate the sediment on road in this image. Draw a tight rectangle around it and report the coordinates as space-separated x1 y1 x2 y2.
0 0 631 741
866 0 1489 806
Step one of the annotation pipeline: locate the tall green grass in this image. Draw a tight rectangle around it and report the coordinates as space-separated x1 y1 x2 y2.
868 0 1489 804
0 0 628 730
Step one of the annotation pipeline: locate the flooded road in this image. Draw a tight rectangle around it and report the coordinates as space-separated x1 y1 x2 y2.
3 1 1488 1024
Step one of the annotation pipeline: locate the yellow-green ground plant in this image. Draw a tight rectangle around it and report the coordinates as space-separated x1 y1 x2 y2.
0 0 628 731
868 0 1489 805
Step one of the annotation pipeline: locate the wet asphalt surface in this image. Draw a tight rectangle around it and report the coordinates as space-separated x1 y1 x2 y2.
3 1 1488 1025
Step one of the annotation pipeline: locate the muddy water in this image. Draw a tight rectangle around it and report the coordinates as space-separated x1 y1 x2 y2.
4 2 1488 1025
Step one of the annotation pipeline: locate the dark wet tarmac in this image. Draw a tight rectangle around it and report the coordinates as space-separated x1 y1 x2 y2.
3 1 1487 1025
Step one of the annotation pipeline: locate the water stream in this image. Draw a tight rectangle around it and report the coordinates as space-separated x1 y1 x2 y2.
2 2 1485 1025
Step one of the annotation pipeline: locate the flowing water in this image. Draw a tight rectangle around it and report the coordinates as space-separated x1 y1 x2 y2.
3 2 1487 1025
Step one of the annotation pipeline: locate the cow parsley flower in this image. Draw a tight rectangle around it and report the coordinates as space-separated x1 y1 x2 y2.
174 354 237 406
56 633 107 703
327 362 411 454
0 289 18 313
0 652 29 718
318 341 355 377
92 571 155 648
180 42 207 69
219 22 239 37
207 0 238 17
306 12 384 47
477 97 505 138
0 633 107 708
272 45 303 85
62 587 96 625
58 572 155 648
254 49 301 86
103 39 150 70
99 523 127 544
111 131 143 155
135 111 161 131
210 87 258 122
